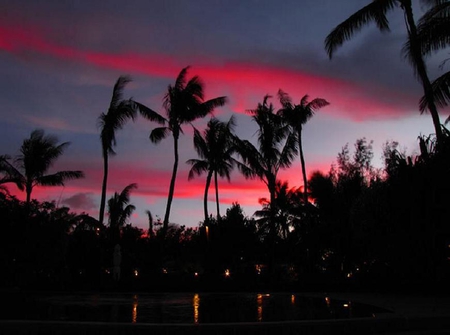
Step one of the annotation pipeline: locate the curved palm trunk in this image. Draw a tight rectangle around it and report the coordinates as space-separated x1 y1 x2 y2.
163 133 179 234
203 171 213 223
214 171 220 219
99 150 108 225
402 0 443 145
298 127 308 204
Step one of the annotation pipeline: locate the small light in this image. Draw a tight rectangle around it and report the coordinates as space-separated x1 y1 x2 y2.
162 268 168 274
134 270 139 277
224 269 230 277
194 272 198 277
343 303 349 308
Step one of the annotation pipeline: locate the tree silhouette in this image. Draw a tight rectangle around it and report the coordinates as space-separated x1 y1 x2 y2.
107 183 137 243
187 116 241 222
277 89 329 203
236 95 297 243
98 76 136 226
15 129 84 204
415 1 450 123
255 180 305 240
147 66 227 234
0 155 24 194
325 0 444 146
145 209 155 239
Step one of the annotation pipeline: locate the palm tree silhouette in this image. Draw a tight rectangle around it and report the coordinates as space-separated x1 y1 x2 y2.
0 155 24 194
277 89 329 203
255 180 305 240
415 1 450 123
325 0 444 146
147 66 227 233
15 129 84 203
98 76 136 226
107 183 137 243
186 116 241 222
236 95 297 241
98 76 164 225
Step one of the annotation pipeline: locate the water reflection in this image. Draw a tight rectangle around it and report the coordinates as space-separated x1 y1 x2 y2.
256 294 263 321
2 292 390 324
193 293 200 324
132 295 138 323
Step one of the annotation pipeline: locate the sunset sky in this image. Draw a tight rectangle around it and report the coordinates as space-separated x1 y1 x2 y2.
0 0 447 230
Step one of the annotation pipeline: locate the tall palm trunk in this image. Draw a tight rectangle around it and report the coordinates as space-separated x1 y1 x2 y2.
99 150 108 225
267 175 277 279
402 0 443 145
203 170 213 223
298 127 308 204
26 182 32 204
163 132 179 233
214 170 220 218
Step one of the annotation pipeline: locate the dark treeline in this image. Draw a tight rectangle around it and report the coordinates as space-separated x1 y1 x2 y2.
2 0 450 293
1 129 449 292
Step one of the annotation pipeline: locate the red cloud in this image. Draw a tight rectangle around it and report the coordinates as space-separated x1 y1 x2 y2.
0 24 416 122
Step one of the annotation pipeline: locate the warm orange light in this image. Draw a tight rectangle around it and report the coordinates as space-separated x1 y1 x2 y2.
224 269 230 277
193 293 200 324
257 294 263 322
132 295 138 323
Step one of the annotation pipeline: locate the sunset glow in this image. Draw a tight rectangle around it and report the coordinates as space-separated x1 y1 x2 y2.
0 1 443 230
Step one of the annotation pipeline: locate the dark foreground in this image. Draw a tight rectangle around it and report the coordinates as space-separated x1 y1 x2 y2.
2 291 450 334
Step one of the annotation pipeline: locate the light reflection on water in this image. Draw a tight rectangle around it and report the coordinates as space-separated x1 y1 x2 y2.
193 293 200 324
1 292 390 324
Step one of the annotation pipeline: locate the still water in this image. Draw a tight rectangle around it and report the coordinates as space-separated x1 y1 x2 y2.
2 292 390 324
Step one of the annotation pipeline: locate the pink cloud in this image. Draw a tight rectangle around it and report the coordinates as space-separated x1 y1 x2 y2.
0 24 416 122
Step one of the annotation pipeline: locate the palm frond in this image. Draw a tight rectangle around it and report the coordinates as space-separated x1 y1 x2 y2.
196 96 228 119
419 71 450 112
186 159 209 180
308 98 330 111
110 76 132 110
174 66 190 91
417 2 450 55
150 127 171 143
325 0 397 58
134 101 166 124
278 132 298 169
192 127 209 158
277 89 293 109
37 170 84 187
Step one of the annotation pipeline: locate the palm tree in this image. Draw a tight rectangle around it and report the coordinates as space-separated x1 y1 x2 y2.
255 180 305 240
145 209 155 238
277 89 329 204
324 0 444 146
148 66 227 233
98 76 164 225
107 183 137 242
98 76 135 226
0 155 24 194
415 1 450 123
15 129 84 203
186 116 241 222
236 95 297 242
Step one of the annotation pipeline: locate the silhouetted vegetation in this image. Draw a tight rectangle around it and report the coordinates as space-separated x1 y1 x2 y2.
1 57 450 293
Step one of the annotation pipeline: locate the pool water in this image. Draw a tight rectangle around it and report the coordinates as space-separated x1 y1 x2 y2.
1 292 391 324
